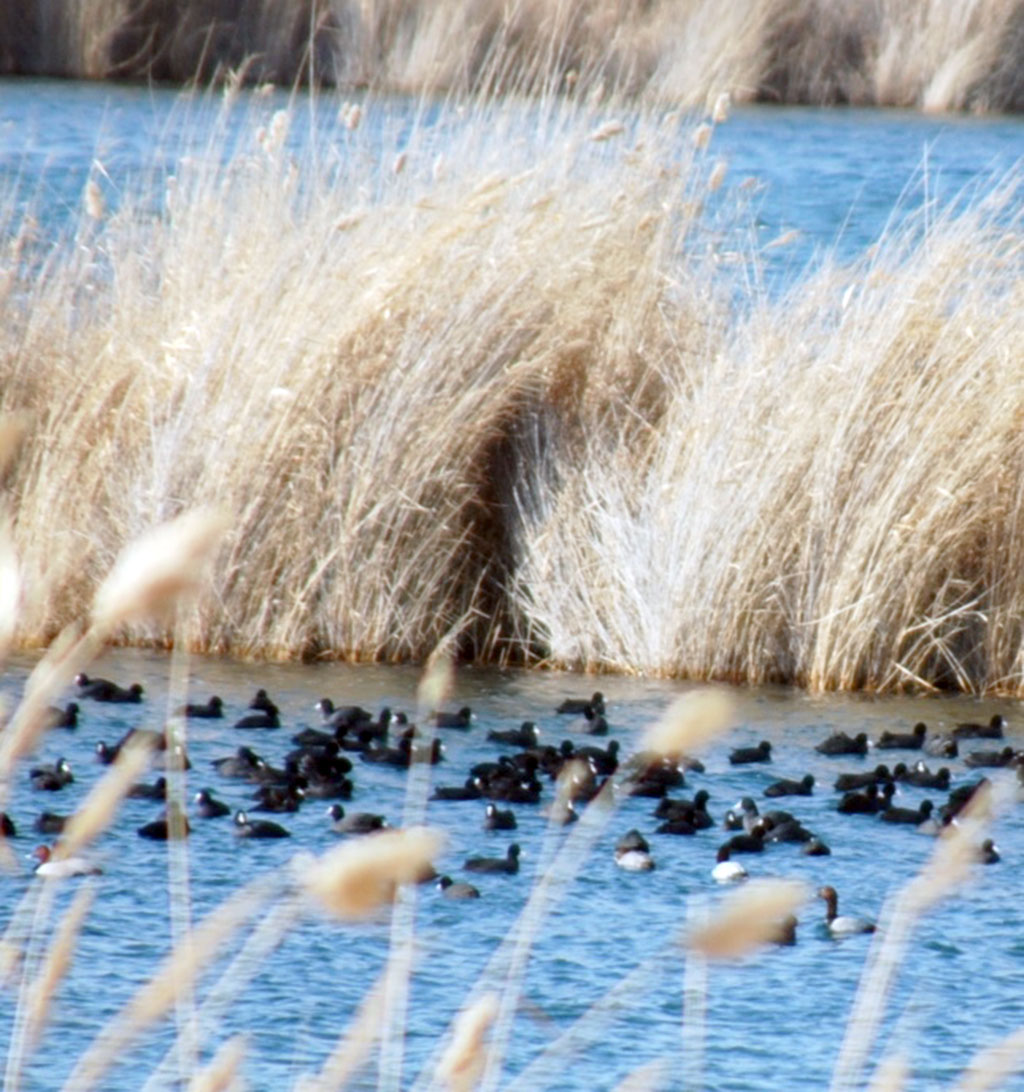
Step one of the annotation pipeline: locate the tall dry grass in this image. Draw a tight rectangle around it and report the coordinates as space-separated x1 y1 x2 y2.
0 0 1022 112
511 177 1024 691
0 90 723 664
0 86 1022 690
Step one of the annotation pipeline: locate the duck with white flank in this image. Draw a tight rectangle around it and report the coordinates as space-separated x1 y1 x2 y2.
614 829 655 871
711 845 748 883
31 845 102 878
818 885 875 936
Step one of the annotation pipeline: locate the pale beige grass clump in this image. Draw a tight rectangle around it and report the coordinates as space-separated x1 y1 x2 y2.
0 89 717 664
512 179 1024 691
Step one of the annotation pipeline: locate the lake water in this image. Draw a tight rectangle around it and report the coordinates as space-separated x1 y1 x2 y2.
0 79 1022 1091
0 648 1021 1091
0 77 1021 277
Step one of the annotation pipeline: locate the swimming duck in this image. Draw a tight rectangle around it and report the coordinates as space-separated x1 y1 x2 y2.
30 758 73 791
721 826 766 855
815 731 868 757
818 885 875 936
127 776 168 801
567 708 609 735
211 746 267 780
31 845 102 878
923 733 958 758
978 838 1001 864
879 799 934 825
248 688 280 716
952 715 1006 740
833 765 893 791
875 723 927 750
327 804 387 834
233 708 281 730
44 702 79 730
836 783 894 815
723 797 760 832
764 773 814 797
711 845 748 883
729 740 772 765
34 811 68 834
483 803 517 831
963 746 1018 769
574 739 620 776
432 706 473 730
556 692 606 716
138 808 192 841
252 783 305 813
194 790 231 818
179 696 224 719
487 722 541 748
614 829 655 871
897 762 951 789
625 753 687 792
316 697 370 728
233 810 291 839
656 789 712 829
464 843 520 875
431 777 483 802
75 674 144 703
436 875 481 899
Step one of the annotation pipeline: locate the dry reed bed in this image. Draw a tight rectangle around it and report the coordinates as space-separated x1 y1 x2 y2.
0 91 1022 691
0 94 720 664
1 0 1023 113
514 181 1024 691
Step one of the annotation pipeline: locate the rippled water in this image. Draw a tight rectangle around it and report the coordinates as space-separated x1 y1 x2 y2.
0 649 1020 1091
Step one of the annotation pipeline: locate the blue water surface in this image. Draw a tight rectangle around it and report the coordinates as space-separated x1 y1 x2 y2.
0 649 1019 1091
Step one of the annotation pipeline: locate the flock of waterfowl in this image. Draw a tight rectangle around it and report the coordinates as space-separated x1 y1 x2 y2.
9 675 1019 940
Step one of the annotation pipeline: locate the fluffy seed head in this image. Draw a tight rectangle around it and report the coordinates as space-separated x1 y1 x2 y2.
92 508 230 631
418 648 455 720
84 179 105 221
436 993 499 1091
708 159 728 192
687 878 807 960
643 690 733 759
303 827 444 919
589 120 625 142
